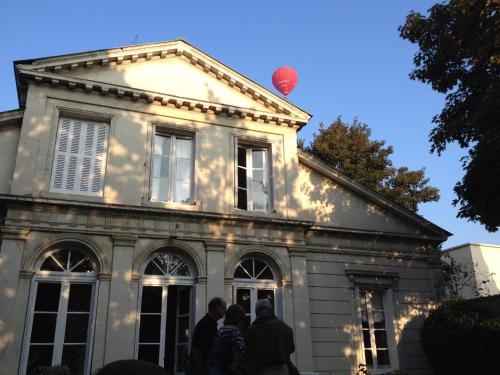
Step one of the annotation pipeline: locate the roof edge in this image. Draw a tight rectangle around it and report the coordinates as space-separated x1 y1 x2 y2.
0 108 24 130
297 148 452 239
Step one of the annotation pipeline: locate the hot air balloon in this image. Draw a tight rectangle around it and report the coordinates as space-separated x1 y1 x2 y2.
272 67 298 97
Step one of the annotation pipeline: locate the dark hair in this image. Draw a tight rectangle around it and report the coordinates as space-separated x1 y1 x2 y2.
208 297 226 312
223 304 246 326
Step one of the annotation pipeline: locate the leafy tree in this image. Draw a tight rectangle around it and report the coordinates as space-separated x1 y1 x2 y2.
305 117 440 212
399 0 500 231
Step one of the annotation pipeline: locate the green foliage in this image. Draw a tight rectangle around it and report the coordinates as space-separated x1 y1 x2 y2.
29 365 70 375
306 117 439 212
95 360 169 375
421 296 500 375
399 0 500 231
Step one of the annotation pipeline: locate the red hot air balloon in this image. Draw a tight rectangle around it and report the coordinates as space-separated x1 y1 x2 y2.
272 67 298 97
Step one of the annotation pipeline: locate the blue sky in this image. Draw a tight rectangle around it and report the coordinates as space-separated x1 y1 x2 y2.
0 0 497 247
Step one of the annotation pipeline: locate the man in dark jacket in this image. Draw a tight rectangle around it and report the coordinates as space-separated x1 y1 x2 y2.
245 299 296 375
187 297 227 375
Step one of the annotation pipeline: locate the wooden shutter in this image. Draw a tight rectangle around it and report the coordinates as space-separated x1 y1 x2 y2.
50 117 108 196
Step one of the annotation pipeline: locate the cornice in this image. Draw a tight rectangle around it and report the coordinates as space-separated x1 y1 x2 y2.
17 68 305 129
14 40 311 124
0 108 24 130
0 227 30 240
112 235 138 247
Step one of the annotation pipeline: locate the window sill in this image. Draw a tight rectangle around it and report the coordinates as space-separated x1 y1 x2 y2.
143 200 203 212
230 207 281 219
40 191 104 203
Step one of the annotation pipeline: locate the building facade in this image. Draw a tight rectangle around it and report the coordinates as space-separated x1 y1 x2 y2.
0 40 450 375
443 243 500 299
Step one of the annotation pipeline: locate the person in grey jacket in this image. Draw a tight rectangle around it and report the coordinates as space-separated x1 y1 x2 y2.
245 299 296 375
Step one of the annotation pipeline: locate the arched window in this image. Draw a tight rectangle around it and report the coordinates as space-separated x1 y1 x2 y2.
22 248 98 375
233 256 281 329
137 250 195 374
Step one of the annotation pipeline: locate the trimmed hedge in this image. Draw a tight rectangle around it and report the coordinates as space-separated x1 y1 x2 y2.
95 360 169 375
421 295 500 375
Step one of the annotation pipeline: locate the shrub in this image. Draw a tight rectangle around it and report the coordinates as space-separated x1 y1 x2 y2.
29 365 70 375
95 360 169 375
421 296 500 375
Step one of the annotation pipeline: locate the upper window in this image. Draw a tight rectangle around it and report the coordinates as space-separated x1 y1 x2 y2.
151 132 193 204
50 117 109 197
144 253 192 277
359 289 392 371
236 144 271 212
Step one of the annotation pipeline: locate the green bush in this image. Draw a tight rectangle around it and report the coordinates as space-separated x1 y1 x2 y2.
421 296 500 375
95 360 169 375
29 365 70 375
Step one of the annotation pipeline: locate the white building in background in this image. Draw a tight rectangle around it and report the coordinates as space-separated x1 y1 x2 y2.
443 243 500 299
0 40 450 375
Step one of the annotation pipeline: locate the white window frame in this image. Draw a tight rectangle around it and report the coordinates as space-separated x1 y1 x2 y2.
135 254 196 372
354 287 399 374
49 117 109 197
20 273 98 375
235 141 273 212
233 257 283 321
150 129 195 204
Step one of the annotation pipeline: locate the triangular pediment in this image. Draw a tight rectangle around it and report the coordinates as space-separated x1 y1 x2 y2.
297 150 450 239
14 40 311 125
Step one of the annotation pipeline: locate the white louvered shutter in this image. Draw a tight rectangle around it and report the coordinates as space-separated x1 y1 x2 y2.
50 118 108 196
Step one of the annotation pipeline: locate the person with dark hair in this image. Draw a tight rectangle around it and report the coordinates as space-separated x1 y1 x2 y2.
187 297 227 375
207 304 247 375
245 299 296 375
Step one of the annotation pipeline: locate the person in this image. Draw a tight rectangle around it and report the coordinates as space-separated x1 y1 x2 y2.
245 299 296 375
187 297 227 375
207 304 247 375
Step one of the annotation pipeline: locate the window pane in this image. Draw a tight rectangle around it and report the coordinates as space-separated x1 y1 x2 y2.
234 265 250 279
152 155 162 178
176 159 192 182
69 250 86 269
178 288 190 315
52 250 69 270
237 147 246 167
177 316 190 343
176 344 188 372
62 344 86 375
31 313 57 343
252 170 265 191
161 137 172 156
359 290 368 309
138 344 159 365
361 309 369 329
362 330 371 349
172 261 191 276
176 138 192 158
373 312 386 329
252 190 268 211
68 284 92 312
252 150 265 168
376 349 390 367
175 182 191 203
64 314 90 343
237 167 247 189
41 256 64 271
257 289 275 312
72 258 94 273
236 289 251 313
35 283 61 312
144 261 163 275
27 345 53 373
254 260 266 277
139 315 161 343
375 330 388 348
257 266 274 280
160 156 170 178
141 287 163 313
364 349 373 367
157 178 169 201
237 188 247 210
371 292 384 310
